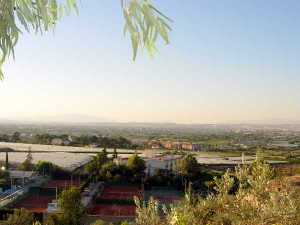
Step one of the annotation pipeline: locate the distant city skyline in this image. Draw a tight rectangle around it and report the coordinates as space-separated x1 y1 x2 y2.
1 0 300 124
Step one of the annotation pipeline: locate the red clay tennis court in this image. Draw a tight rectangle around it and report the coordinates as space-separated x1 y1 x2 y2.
44 179 81 189
13 195 54 213
88 204 136 216
88 185 141 216
99 186 142 200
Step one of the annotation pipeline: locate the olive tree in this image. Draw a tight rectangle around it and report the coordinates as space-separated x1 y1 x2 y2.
0 0 172 79
135 158 300 225
5 208 34 225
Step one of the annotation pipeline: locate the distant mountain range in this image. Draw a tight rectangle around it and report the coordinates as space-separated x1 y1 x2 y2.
0 114 114 124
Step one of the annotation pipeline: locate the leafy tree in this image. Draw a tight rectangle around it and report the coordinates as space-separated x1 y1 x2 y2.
0 0 171 79
35 161 54 176
58 187 85 225
85 150 109 179
117 164 131 178
177 154 199 180
5 208 34 225
96 149 108 163
135 197 161 225
213 170 235 197
44 213 62 225
127 154 146 175
85 158 99 178
99 161 117 180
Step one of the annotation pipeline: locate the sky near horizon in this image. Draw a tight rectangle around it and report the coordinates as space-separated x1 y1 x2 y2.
1 0 300 124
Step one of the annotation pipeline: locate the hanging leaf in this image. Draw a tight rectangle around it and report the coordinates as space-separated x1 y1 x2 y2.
0 0 76 78
122 0 172 60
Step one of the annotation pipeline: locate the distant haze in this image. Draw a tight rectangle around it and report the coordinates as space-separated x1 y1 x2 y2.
0 115 299 126
32 114 114 124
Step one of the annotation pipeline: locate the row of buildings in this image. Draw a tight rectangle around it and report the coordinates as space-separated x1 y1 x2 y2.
148 140 202 151
147 140 245 151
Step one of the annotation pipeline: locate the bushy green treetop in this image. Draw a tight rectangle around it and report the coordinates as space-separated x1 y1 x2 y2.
127 154 146 174
58 187 85 225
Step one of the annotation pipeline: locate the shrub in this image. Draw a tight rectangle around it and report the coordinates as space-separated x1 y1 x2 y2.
134 158 300 225
5 209 34 225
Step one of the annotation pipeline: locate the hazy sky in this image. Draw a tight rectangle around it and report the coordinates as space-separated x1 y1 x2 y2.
1 0 300 124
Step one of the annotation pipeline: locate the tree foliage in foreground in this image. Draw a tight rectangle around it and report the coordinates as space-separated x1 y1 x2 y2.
4 208 34 225
135 159 300 225
0 0 172 79
58 187 85 225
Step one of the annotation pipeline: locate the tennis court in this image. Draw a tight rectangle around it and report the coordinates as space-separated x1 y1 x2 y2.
44 179 81 189
88 185 141 217
13 195 54 213
99 186 142 200
145 187 183 204
88 204 136 216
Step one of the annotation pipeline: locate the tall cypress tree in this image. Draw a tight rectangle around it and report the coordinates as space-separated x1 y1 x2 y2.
5 151 9 170
113 148 118 159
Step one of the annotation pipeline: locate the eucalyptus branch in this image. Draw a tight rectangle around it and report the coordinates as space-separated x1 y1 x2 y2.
0 0 172 80
122 0 172 60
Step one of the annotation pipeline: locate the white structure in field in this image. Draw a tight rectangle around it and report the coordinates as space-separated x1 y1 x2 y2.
51 138 63 145
47 201 59 213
